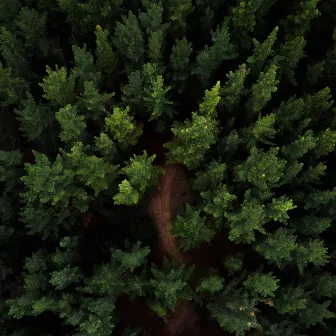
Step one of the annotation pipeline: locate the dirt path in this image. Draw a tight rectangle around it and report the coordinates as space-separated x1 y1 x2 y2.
148 164 192 264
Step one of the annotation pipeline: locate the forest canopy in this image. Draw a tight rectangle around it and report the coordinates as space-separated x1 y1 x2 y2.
0 0 336 335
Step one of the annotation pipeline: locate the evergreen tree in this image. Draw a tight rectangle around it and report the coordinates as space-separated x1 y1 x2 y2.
147 258 194 318
172 204 216 251
193 19 237 86
250 64 279 114
114 151 163 205
169 37 193 93
247 26 279 77
114 11 145 73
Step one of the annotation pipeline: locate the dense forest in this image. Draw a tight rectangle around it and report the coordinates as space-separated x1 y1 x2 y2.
1 0 336 335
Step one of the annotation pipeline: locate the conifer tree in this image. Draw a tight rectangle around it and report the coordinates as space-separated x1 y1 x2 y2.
172 204 216 251
114 11 145 73
193 19 237 86
147 258 194 318
250 64 279 114
94 26 118 77
247 26 279 77
105 106 142 150
39 65 76 107
220 64 249 113
114 151 163 205
169 37 193 93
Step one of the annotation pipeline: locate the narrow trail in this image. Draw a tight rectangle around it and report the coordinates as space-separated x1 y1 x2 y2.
148 164 190 264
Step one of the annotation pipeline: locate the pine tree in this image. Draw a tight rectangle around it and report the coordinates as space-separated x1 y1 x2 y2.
94 26 118 77
294 238 329 273
282 0 320 39
72 44 101 90
196 275 224 295
201 183 237 221
275 36 306 85
39 65 76 107
79 80 115 121
230 0 263 49
275 285 309 314
172 204 216 251
250 64 279 114
0 62 26 107
114 151 163 205
220 64 249 113
281 130 316 160
16 7 49 56
193 19 237 86
15 93 56 144
208 287 258 335
224 253 244 275
247 26 279 77
105 106 142 150
256 228 298 268
148 258 194 318
243 272 279 298
235 147 286 190
169 37 193 93
266 196 296 224
114 11 145 73
66 142 117 197
193 160 226 192
165 82 221 168
227 190 267 243
56 104 86 145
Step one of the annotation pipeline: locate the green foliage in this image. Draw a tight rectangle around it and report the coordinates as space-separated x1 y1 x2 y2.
244 272 279 297
79 80 115 120
297 300 334 327
94 26 118 76
201 183 237 220
220 64 248 112
208 288 258 335
282 0 320 38
236 147 286 190
224 253 244 274
275 36 306 85
249 113 277 146
114 11 145 73
114 151 162 205
169 37 193 92
105 106 142 149
16 7 49 56
266 196 296 223
227 190 267 243
275 285 309 314
56 104 86 145
66 142 117 197
256 228 298 268
196 275 224 294
247 26 279 77
294 239 329 273
165 112 218 169
148 259 194 318
172 204 216 251
0 62 25 107
1 1 336 335
111 241 150 272
193 19 237 86
39 65 76 107
250 64 279 113
193 160 226 191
